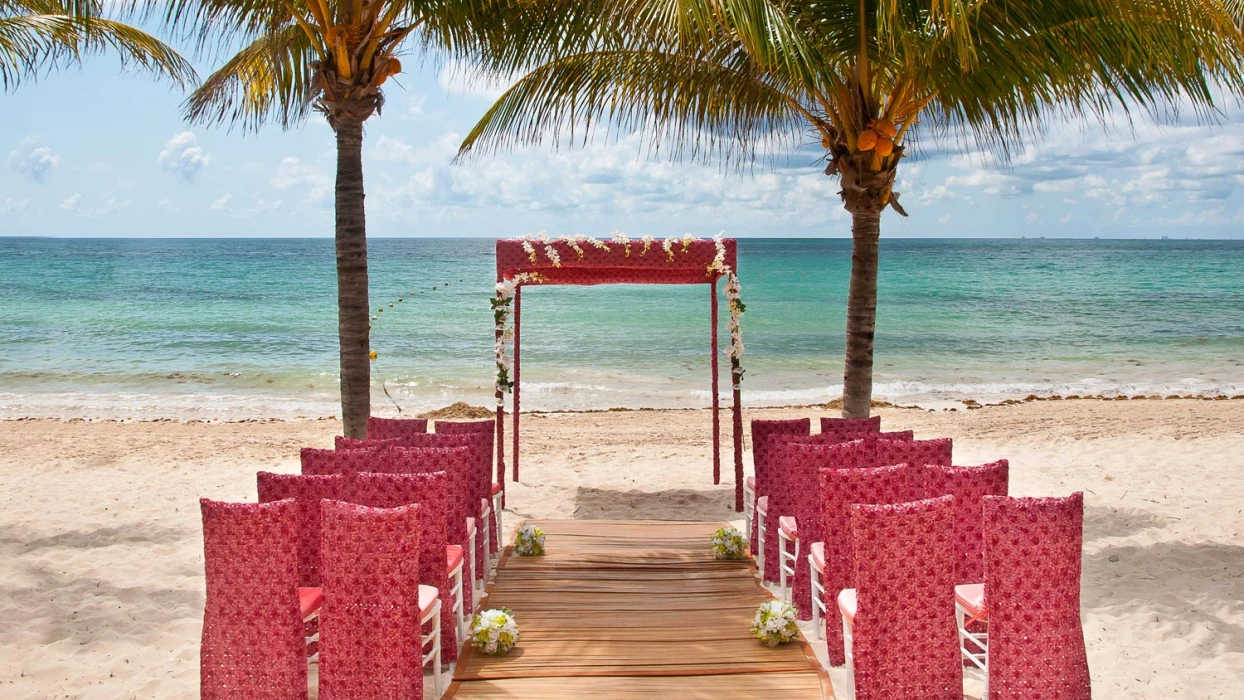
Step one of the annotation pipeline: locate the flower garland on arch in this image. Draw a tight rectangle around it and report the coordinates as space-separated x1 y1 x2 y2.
493 232 746 403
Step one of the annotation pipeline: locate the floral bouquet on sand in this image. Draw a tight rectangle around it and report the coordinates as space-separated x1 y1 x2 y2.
711 526 746 560
514 524 545 556
751 600 799 647
470 608 520 656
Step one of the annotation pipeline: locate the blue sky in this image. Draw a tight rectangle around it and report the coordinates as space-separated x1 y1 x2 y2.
3 37 1243 238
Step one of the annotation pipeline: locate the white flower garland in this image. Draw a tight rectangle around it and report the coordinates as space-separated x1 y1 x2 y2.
493 272 544 403
708 233 746 390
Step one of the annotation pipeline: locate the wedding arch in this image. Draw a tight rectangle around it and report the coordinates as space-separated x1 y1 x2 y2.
492 234 746 511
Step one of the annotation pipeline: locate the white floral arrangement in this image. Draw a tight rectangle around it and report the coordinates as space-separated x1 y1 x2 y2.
469 608 520 656
492 272 544 403
711 526 746 560
751 600 799 647
513 524 546 556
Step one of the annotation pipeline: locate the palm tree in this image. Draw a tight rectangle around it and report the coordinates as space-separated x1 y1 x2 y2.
1 0 194 90
145 0 521 437
457 0 1244 417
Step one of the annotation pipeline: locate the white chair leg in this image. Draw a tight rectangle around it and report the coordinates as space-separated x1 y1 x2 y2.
743 482 755 543
841 613 855 700
956 602 990 695
480 500 492 577
421 599 443 698
450 564 465 642
493 491 504 559
756 508 766 580
468 527 479 608
809 555 823 640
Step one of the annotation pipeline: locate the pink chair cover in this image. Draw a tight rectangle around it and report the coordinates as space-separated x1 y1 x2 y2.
435 420 499 555
335 436 402 451
818 415 881 442
318 500 423 700
256 472 345 587
920 461 1009 584
849 495 962 699
819 463 925 664
395 432 492 579
391 445 476 612
301 446 389 476
199 498 305 699
366 416 429 438
750 418 811 576
874 437 952 467
346 471 457 663
982 493 1091 698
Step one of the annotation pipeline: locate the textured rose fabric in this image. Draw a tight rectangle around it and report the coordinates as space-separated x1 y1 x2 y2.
750 418 811 578
874 437 953 468
819 463 926 663
345 471 457 663
818 416 881 443
920 461 1009 584
255 472 345 588
435 420 499 554
199 498 305 699
849 496 962 699
301 446 389 476
317 500 423 700
334 436 403 451
982 493 1091 699
495 237 736 286
366 416 428 438
390 446 475 613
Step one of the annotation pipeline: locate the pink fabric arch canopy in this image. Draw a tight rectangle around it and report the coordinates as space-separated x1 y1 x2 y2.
494 237 746 511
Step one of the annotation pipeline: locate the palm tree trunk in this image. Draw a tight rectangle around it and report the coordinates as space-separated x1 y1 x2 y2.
334 118 371 438
842 207 881 418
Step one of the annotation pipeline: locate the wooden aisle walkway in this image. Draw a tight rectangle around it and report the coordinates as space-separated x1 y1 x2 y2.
445 520 831 699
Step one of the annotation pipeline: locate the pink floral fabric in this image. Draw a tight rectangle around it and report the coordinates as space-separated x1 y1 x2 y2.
317 500 423 700
982 493 1090 699
874 437 953 468
301 446 390 476
345 471 457 663
818 415 881 443
920 461 1009 584
818 463 925 663
199 498 305 699
495 238 737 286
366 416 428 438
750 418 811 576
334 436 402 451
849 495 961 699
435 420 499 554
255 472 345 587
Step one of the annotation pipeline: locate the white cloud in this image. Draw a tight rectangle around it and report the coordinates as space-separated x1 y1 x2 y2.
59 193 81 211
270 156 330 206
402 94 427 120
8 137 61 182
210 193 233 210
437 59 517 100
158 132 212 181
158 198 179 213
58 192 129 217
1 196 29 212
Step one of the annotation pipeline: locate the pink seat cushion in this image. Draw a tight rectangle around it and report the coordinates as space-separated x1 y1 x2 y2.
446 545 464 576
746 476 756 491
779 515 798 539
418 584 439 617
491 482 502 496
298 586 324 618
810 542 825 573
838 588 857 623
756 496 768 514
955 582 986 617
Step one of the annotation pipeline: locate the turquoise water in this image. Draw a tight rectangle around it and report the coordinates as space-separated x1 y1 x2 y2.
1 237 1242 418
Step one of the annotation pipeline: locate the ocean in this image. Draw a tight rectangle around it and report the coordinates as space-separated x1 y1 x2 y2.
1 237 1242 419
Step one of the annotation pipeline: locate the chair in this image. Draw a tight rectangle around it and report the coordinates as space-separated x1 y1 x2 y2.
874 437 952 468
749 418 811 581
346 471 459 665
391 445 478 615
818 415 881 442
954 493 1090 699
301 446 389 476
334 436 402 451
814 463 925 663
436 420 501 565
318 500 440 699
366 416 429 438
838 495 961 700
395 432 494 591
199 498 306 699
920 461 1009 584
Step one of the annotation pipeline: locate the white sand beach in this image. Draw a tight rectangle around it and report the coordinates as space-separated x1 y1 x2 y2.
1 399 1241 698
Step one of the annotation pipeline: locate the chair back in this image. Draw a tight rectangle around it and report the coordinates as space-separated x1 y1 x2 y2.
749 418 811 559
391 445 476 611
347 471 457 663
873 437 952 467
817 463 925 665
920 461 1009 583
435 419 494 434
200 499 305 699
850 495 961 698
983 493 1091 698
301 446 389 476
818 415 881 442
256 472 345 587
318 500 423 700
366 416 428 439
335 435 401 451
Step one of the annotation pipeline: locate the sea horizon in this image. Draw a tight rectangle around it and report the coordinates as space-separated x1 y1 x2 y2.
3 236 1242 419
